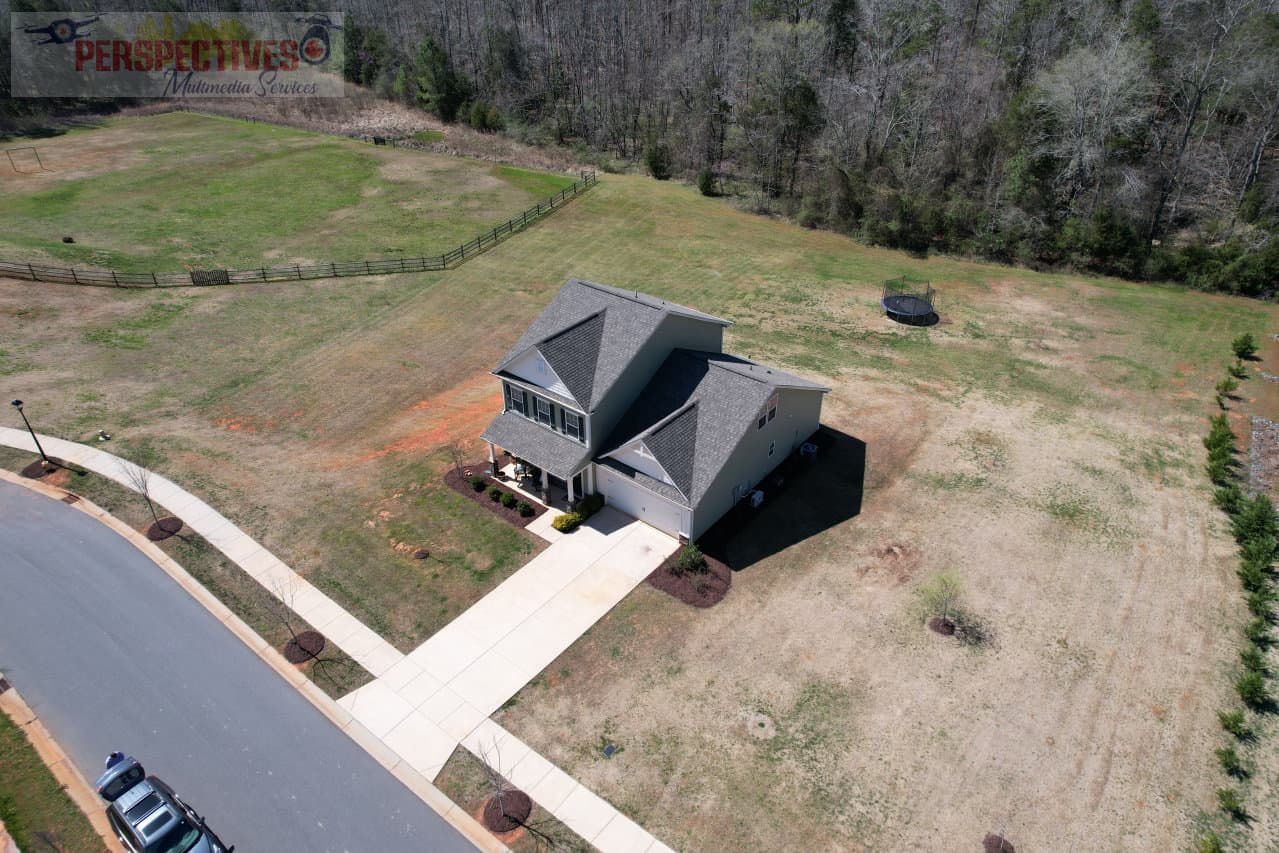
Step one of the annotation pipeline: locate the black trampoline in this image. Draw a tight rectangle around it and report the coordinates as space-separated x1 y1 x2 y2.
881 278 938 326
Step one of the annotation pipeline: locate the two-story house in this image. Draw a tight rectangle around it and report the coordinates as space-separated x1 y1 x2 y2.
480 279 829 540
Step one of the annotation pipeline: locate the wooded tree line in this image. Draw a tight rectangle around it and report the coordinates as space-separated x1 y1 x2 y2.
1 0 1275 294
338 0 1279 294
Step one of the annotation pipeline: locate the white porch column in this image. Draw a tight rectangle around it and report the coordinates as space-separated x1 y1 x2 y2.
567 470 576 504
540 467 549 502
487 441 497 476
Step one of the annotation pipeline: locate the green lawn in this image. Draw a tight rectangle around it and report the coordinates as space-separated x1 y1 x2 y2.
0 708 107 853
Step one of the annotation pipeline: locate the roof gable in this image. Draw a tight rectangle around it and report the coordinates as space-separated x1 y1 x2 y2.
494 279 731 411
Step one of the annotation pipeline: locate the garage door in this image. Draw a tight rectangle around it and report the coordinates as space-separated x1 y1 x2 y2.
600 470 683 537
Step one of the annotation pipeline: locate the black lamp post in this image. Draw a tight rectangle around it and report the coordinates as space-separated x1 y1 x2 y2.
10 399 51 467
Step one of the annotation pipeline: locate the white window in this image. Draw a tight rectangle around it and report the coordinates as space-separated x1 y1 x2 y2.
758 393 778 429
506 383 527 416
561 409 583 441
535 396 553 426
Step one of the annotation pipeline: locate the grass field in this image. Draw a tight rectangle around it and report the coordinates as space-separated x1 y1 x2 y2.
0 709 106 853
0 111 1275 850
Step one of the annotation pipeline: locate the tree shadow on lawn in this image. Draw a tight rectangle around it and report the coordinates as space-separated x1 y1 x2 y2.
699 425 865 572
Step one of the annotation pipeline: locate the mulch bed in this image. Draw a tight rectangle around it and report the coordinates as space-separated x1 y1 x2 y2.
20 457 65 479
283 630 326 663
927 616 957 636
482 790 532 833
646 553 732 608
146 516 183 541
443 462 547 529
983 834 1015 853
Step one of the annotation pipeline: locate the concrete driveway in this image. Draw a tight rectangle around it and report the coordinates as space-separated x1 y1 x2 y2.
338 507 677 780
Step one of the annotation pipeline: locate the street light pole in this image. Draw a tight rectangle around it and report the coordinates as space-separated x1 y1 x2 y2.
10 400 51 466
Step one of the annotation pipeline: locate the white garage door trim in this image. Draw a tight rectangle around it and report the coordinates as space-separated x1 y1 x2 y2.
599 468 686 537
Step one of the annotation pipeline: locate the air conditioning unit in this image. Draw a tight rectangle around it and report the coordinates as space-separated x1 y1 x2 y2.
749 490 764 508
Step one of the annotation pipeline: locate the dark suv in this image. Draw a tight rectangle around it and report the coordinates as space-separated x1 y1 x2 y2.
93 756 234 853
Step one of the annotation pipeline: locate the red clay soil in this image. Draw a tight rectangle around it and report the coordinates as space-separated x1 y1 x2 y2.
443 462 547 529
482 790 532 833
928 616 957 636
983 833 1016 853
646 554 732 608
146 516 183 541
283 630 326 663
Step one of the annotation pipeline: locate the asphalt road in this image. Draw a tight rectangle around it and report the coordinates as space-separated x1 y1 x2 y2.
0 479 477 853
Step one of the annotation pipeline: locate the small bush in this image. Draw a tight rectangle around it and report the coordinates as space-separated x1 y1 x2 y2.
1238 561 1271 594
1245 617 1271 646
1236 670 1269 708
1205 414 1234 451
1218 709 1251 739
1216 376 1239 396
1197 832 1225 853
1229 360 1249 380
1232 494 1279 551
1232 333 1258 360
697 168 716 196
1215 485 1244 514
645 142 672 180
500 491 517 508
1247 589 1274 618
1207 456 1232 486
469 475 486 492
1216 745 1247 777
576 493 604 517
1216 786 1247 821
487 485 503 502
1240 644 1267 673
552 511 584 532
675 542 707 573
516 500 533 517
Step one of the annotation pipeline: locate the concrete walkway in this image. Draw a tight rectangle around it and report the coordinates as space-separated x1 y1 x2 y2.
1 428 679 852
0 427 405 679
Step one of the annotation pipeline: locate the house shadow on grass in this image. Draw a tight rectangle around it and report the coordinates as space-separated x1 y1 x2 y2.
698 425 865 572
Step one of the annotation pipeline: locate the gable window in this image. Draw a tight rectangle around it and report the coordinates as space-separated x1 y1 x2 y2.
561 409 583 441
758 393 778 429
535 396 554 426
506 383 528 417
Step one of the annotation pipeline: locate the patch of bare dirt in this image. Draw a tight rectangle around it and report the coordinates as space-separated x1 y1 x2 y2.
482 790 532 833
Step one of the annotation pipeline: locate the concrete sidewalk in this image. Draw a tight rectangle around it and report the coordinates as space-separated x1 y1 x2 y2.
1 429 679 851
0 426 405 680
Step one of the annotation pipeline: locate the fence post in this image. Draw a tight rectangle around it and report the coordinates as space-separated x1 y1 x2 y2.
71 268 79 285
152 272 158 286
330 262 336 278
295 264 301 280
27 263 35 281
400 258 407 273
112 270 119 286
261 268 267 282
365 260 371 275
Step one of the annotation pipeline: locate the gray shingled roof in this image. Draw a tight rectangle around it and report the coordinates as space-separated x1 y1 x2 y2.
494 279 731 411
480 411 592 480
598 350 829 508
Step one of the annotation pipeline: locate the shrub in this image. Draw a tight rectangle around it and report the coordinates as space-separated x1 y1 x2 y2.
500 491 517 508
1244 617 1271 646
697 168 716 196
552 511 584 532
645 142 672 180
1232 333 1258 360
576 493 604 517
1207 456 1232 486
1216 745 1247 777
1247 589 1274 618
1197 833 1225 853
1232 494 1279 552
1236 670 1269 708
1238 561 1270 594
1216 376 1239 396
675 542 707 574
1205 414 1234 451
487 485 503 502
1229 360 1249 380
1217 786 1247 820
516 500 533 517
1240 644 1267 673
469 475 486 492
1215 485 1244 514
1218 709 1251 739
1197 832 1225 853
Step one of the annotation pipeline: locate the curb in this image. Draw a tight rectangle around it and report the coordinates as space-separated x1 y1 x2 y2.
0 671 121 852
0 469 506 853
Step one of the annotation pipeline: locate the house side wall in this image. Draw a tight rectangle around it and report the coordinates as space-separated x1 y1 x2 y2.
587 314 725 451
690 387 823 540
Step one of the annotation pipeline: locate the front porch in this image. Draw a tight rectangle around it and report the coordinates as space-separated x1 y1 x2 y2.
489 452 590 514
